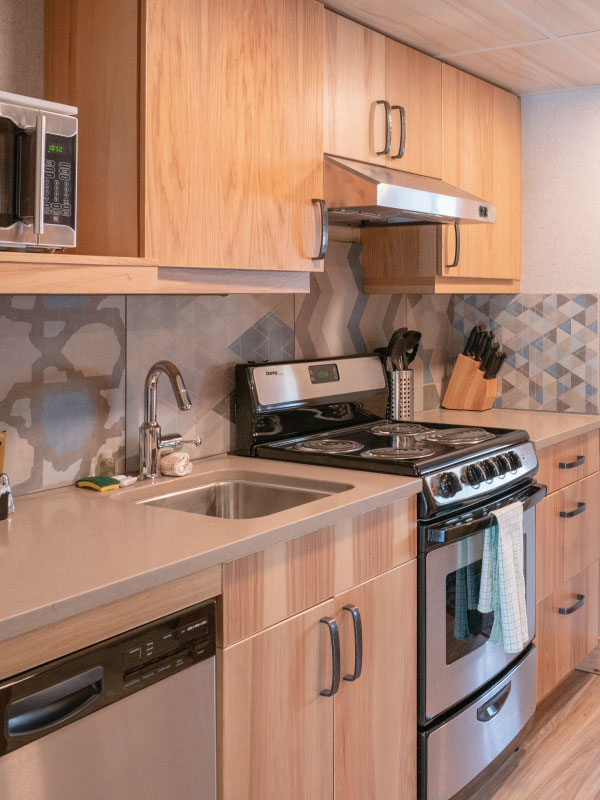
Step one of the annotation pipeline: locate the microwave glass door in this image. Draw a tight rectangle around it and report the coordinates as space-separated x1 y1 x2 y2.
0 118 16 227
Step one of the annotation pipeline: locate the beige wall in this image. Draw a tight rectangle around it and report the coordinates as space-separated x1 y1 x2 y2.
521 87 600 293
0 0 44 97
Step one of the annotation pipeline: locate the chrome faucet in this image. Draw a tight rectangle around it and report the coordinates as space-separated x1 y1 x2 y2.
138 361 202 480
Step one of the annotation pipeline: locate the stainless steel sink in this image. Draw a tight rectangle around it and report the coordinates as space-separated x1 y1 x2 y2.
136 474 353 519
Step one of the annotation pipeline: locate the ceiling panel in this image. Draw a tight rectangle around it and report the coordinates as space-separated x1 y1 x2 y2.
324 0 547 56
446 40 600 94
502 0 600 37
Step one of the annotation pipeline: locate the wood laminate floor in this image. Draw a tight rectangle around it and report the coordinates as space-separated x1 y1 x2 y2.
470 668 600 800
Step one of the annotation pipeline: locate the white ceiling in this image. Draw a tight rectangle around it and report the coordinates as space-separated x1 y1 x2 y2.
325 0 600 95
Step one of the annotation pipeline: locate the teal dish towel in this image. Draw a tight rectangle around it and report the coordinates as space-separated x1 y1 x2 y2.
478 502 528 654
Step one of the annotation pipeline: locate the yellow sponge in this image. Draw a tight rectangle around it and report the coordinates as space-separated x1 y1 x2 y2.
75 476 120 492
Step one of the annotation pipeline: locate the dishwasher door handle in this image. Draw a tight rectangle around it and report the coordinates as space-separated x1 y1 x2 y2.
7 666 104 736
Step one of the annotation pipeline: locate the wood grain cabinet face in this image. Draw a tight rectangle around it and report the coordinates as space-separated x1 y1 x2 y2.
219 600 335 800
536 560 599 703
536 473 600 602
323 11 442 178
537 430 600 494
334 561 417 800
46 0 324 272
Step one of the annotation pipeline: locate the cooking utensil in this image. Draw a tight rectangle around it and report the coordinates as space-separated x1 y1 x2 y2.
403 330 421 366
390 334 408 371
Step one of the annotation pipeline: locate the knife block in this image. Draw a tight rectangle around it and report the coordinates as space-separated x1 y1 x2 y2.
442 354 498 411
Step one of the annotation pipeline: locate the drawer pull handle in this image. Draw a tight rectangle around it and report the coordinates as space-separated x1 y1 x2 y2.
558 455 585 470
476 681 511 722
560 502 587 519
320 617 340 697
342 604 363 682
558 594 585 615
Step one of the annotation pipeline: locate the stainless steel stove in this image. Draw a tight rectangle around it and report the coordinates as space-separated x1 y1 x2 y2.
234 354 546 800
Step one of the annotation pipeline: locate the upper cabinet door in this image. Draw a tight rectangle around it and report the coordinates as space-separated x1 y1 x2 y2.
441 64 494 279
323 11 387 165
491 85 521 281
143 0 324 271
385 40 442 178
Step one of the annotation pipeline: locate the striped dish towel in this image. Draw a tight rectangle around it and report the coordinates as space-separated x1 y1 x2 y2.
478 501 528 654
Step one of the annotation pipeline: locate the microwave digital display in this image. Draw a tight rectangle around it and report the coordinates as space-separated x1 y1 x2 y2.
43 133 76 228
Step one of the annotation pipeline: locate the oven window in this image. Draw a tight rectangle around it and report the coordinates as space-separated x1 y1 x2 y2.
0 118 17 227
446 560 494 665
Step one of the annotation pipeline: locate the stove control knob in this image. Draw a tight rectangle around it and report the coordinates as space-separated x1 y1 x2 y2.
480 459 499 481
507 451 521 472
438 472 461 498
465 463 486 486
494 454 511 476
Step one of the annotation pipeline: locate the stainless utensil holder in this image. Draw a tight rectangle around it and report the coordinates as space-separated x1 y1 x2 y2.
388 369 414 421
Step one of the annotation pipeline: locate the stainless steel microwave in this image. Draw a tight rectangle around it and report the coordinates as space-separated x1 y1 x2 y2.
0 90 77 250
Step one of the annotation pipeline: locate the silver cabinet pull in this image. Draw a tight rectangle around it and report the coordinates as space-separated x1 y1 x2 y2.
558 594 585 615
312 198 328 260
391 105 406 159
342 605 363 682
447 221 460 268
558 455 585 470
320 616 340 697
376 99 392 155
34 112 46 236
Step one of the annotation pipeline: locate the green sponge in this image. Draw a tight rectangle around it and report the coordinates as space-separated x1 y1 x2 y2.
76 476 120 492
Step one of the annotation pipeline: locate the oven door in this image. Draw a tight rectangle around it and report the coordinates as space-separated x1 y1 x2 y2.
419 482 546 723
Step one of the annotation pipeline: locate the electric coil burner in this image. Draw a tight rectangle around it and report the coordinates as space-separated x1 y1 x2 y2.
235 354 546 800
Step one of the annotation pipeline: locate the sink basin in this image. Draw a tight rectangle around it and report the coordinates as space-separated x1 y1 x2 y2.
136 473 353 519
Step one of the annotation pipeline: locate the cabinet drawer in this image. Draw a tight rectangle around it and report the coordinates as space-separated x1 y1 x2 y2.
536 473 600 602
536 560 599 702
537 431 599 495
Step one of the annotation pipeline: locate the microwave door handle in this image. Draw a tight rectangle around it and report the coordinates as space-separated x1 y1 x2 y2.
34 112 46 237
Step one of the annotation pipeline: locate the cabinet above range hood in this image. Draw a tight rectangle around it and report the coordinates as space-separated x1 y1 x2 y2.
324 155 495 227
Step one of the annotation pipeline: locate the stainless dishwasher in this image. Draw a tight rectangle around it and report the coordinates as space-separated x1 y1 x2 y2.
0 599 217 799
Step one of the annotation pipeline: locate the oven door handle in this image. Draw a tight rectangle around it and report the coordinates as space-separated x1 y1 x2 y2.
425 483 547 545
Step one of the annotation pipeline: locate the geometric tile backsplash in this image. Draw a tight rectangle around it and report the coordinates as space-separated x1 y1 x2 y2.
453 294 599 414
2 280 598 498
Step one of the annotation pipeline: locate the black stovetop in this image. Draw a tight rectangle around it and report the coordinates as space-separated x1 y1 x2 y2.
256 420 529 477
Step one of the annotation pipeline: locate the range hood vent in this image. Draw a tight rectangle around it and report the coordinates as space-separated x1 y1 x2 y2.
324 155 495 227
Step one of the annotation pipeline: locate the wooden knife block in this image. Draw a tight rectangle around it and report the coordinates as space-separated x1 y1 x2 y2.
442 354 498 411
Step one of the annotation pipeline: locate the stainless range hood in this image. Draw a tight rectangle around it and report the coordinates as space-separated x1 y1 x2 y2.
324 155 495 227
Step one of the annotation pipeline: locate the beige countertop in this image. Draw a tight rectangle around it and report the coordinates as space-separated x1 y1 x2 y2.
0 455 420 644
418 408 600 450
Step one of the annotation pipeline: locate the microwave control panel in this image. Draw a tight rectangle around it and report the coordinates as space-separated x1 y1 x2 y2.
43 133 76 228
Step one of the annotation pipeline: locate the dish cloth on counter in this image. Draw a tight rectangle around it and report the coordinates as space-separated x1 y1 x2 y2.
160 451 193 477
478 501 528 654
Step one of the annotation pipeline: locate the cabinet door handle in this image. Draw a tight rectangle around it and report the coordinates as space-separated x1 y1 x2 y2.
476 681 511 722
558 594 585 615
558 455 585 470
342 605 363 682
312 199 328 260
391 105 406 159
320 616 340 697
560 502 587 519
446 221 461 268
376 100 392 155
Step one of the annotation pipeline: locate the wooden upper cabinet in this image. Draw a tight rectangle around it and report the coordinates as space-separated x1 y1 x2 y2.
46 0 324 272
385 40 441 178
323 11 441 178
323 11 387 165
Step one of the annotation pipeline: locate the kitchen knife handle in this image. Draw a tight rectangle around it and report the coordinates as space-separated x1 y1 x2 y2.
320 617 341 697
447 221 460 268
391 105 406 159
463 327 478 356
312 199 329 260
376 100 392 155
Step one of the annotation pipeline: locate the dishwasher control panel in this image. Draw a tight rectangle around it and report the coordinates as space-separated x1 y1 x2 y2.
121 603 215 691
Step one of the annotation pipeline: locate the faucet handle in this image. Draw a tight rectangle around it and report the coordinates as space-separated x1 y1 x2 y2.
181 436 202 447
159 434 202 450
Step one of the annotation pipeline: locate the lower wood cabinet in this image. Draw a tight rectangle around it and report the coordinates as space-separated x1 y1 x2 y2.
219 560 417 799
536 560 599 703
